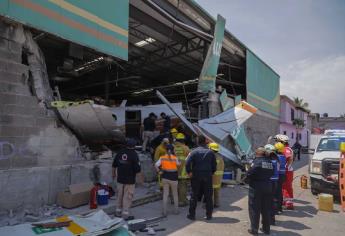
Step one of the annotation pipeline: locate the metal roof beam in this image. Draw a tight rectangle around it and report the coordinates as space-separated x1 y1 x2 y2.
130 5 188 44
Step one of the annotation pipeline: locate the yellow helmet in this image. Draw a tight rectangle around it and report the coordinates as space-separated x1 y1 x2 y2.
274 142 285 153
176 133 185 140
170 128 178 134
208 142 220 152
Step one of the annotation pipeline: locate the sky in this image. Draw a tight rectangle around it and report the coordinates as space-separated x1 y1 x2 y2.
196 0 345 116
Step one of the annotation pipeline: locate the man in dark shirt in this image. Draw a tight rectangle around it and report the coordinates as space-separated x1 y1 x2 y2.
186 136 217 220
247 147 274 235
160 112 171 133
142 113 156 152
292 140 302 161
112 139 141 220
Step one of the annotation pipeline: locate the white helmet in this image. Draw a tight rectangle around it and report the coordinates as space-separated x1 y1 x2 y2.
274 134 289 143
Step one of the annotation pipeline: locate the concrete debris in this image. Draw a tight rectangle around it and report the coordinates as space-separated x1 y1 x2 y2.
24 215 39 222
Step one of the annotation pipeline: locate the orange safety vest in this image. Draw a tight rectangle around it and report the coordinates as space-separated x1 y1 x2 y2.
160 154 178 172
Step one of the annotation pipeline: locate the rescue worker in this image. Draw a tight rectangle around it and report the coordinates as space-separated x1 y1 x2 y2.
264 144 279 225
275 134 294 210
274 142 287 213
209 142 224 208
155 144 180 216
154 138 170 189
173 133 191 207
247 147 274 235
112 139 141 220
186 136 217 221
154 138 169 162
167 128 179 145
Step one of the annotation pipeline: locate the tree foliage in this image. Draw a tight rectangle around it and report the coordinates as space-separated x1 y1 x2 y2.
293 97 309 109
293 118 305 128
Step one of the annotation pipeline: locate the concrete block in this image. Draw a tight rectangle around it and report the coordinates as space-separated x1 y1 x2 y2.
11 156 38 169
0 93 17 105
0 159 11 170
0 59 28 75
22 126 40 136
36 117 55 128
70 163 93 184
0 38 9 50
0 70 25 84
0 48 21 62
47 166 71 204
2 105 38 116
8 41 22 54
0 115 36 127
0 167 50 210
16 95 38 108
0 125 24 137
0 82 31 96
98 161 113 184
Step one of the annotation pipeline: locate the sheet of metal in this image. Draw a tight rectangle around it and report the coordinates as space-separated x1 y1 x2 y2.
0 210 124 236
198 101 257 141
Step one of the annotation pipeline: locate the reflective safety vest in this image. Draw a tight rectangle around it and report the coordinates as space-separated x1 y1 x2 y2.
277 154 286 175
160 154 178 172
174 142 190 179
270 159 279 181
212 153 225 189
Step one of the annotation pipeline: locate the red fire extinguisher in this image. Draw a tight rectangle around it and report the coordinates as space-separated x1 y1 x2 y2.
90 185 99 209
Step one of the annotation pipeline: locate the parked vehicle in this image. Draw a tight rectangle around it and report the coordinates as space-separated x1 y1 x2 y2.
309 130 345 196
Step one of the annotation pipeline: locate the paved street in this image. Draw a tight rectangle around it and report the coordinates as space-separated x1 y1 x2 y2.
131 154 345 236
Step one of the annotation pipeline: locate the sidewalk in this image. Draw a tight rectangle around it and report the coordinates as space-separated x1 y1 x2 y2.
128 154 345 236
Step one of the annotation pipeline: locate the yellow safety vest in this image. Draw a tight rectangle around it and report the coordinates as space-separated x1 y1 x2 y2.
174 142 190 179
212 153 224 189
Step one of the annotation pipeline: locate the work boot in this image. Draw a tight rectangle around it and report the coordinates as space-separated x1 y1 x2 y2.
247 229 258 235
260 228 270 235
187 214 195 221
204 215 212 221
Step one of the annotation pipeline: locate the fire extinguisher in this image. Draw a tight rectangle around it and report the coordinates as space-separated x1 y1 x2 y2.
90 185 99 209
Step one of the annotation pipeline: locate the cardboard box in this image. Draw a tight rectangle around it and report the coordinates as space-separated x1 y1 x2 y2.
57 182 94 209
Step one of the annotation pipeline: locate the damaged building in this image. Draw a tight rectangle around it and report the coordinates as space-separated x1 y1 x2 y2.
0 0 280 212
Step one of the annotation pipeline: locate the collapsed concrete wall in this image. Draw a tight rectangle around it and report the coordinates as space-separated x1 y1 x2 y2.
244 111 280 149
0 20 92 212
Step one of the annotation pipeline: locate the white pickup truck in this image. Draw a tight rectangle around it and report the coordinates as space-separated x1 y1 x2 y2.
309 130 345 196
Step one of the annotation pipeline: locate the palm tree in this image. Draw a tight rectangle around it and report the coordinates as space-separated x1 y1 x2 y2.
293 97 309 109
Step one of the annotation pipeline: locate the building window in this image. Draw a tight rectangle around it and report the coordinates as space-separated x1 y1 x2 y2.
291 108 295 121
283 131 287 135
291 132 294 139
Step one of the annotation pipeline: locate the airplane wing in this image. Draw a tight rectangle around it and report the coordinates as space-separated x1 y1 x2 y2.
156 90 257 164
197 101 257 141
